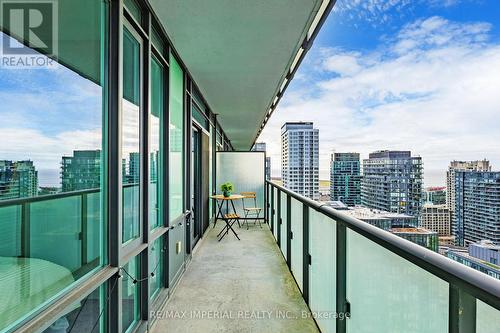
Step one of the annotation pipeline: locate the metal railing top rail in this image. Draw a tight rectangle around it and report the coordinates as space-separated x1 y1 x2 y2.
267 180 500 310
0 182 140 208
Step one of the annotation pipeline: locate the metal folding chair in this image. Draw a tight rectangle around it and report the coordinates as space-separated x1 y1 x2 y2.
240 192 262 229
217 213 241 241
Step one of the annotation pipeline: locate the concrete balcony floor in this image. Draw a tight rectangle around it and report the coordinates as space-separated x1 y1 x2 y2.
151 221 319 333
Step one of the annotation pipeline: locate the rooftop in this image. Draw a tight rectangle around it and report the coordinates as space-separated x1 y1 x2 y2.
390 228 438 235
475 240 500 250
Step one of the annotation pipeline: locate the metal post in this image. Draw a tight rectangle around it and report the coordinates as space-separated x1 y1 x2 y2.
286 194 291 268
162 34 171 291
277 190 281 247
449 285 476 333
270 184 274 234
184 75 192 255
141 9 152 324
21 202 30 257
81 193 88 266
108 0 123 332
336 222 347 333
303 203 309 304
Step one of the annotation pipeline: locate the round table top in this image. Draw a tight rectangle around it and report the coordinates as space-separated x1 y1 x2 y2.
210 194 245 200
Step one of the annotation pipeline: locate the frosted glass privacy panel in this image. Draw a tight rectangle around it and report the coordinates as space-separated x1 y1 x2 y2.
216 152 265 217
280 192 287 260
477 299 500 333
273 187 278 239
346 229 449 333
290 197 303 291
309 209 336 333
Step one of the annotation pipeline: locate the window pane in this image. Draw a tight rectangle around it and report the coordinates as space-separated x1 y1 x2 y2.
290 197 303 290
169 54 184 223
192 102 208 130
123 28 140 105
150 236 163 299
43 285 104 333
151 28 165 56
123 0 142 27
280 192 287 259
0 0 104 329
150 58 163 230
122 26 141 244
122 255 140 332
273 187 278 238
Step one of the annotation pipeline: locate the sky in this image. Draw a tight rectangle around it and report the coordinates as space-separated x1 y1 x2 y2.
0 32 102 187
256 0 500 187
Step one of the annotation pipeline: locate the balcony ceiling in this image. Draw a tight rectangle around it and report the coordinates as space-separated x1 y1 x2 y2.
150 0 326 149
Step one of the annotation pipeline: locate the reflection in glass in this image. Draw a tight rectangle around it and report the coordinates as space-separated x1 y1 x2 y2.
169 54 184 223
0 23 103 331
150 237 163 299
122 26 141 244
43 286 103 333
150 57 163 230
122 255 140 332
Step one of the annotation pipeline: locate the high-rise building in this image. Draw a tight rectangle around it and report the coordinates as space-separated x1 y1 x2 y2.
0 160 38 200
128 152 141 184
424 186 446 205
61 150 101 192
420 203 451 246
361 150 423 217
281 122 319 200
454 170 500 246
252 142 271 180
446 160 491 242
330 152 361 206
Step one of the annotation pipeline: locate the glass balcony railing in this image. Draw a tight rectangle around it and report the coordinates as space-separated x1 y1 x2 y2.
0 183 138 331
266 181 500 333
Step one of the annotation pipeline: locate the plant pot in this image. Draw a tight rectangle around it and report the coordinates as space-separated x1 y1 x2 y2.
223 190 231 198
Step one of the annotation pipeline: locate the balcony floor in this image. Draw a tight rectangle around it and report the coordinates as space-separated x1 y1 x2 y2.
151 221 318 333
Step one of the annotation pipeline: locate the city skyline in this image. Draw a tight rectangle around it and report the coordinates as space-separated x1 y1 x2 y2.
257 0 500 187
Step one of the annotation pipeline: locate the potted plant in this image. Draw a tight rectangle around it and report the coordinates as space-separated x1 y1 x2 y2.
221 182 234 198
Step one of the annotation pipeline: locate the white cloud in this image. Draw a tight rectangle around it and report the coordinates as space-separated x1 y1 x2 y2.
0 127 101 170
257 17 500 187
323 52 362 76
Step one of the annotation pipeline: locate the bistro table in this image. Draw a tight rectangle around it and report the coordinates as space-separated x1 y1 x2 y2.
210 194 245 241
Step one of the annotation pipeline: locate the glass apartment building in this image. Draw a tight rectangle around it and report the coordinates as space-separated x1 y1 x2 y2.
330 152 361 206
61 150 102 192
446 160 492 245
454 170 500 246
0 160 38 200
361 150 423 217
281 122 319 200
0 1 499 333
425 186 447 205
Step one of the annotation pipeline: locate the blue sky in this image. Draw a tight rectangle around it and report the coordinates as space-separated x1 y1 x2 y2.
258 0 500 187
0 32 102 186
